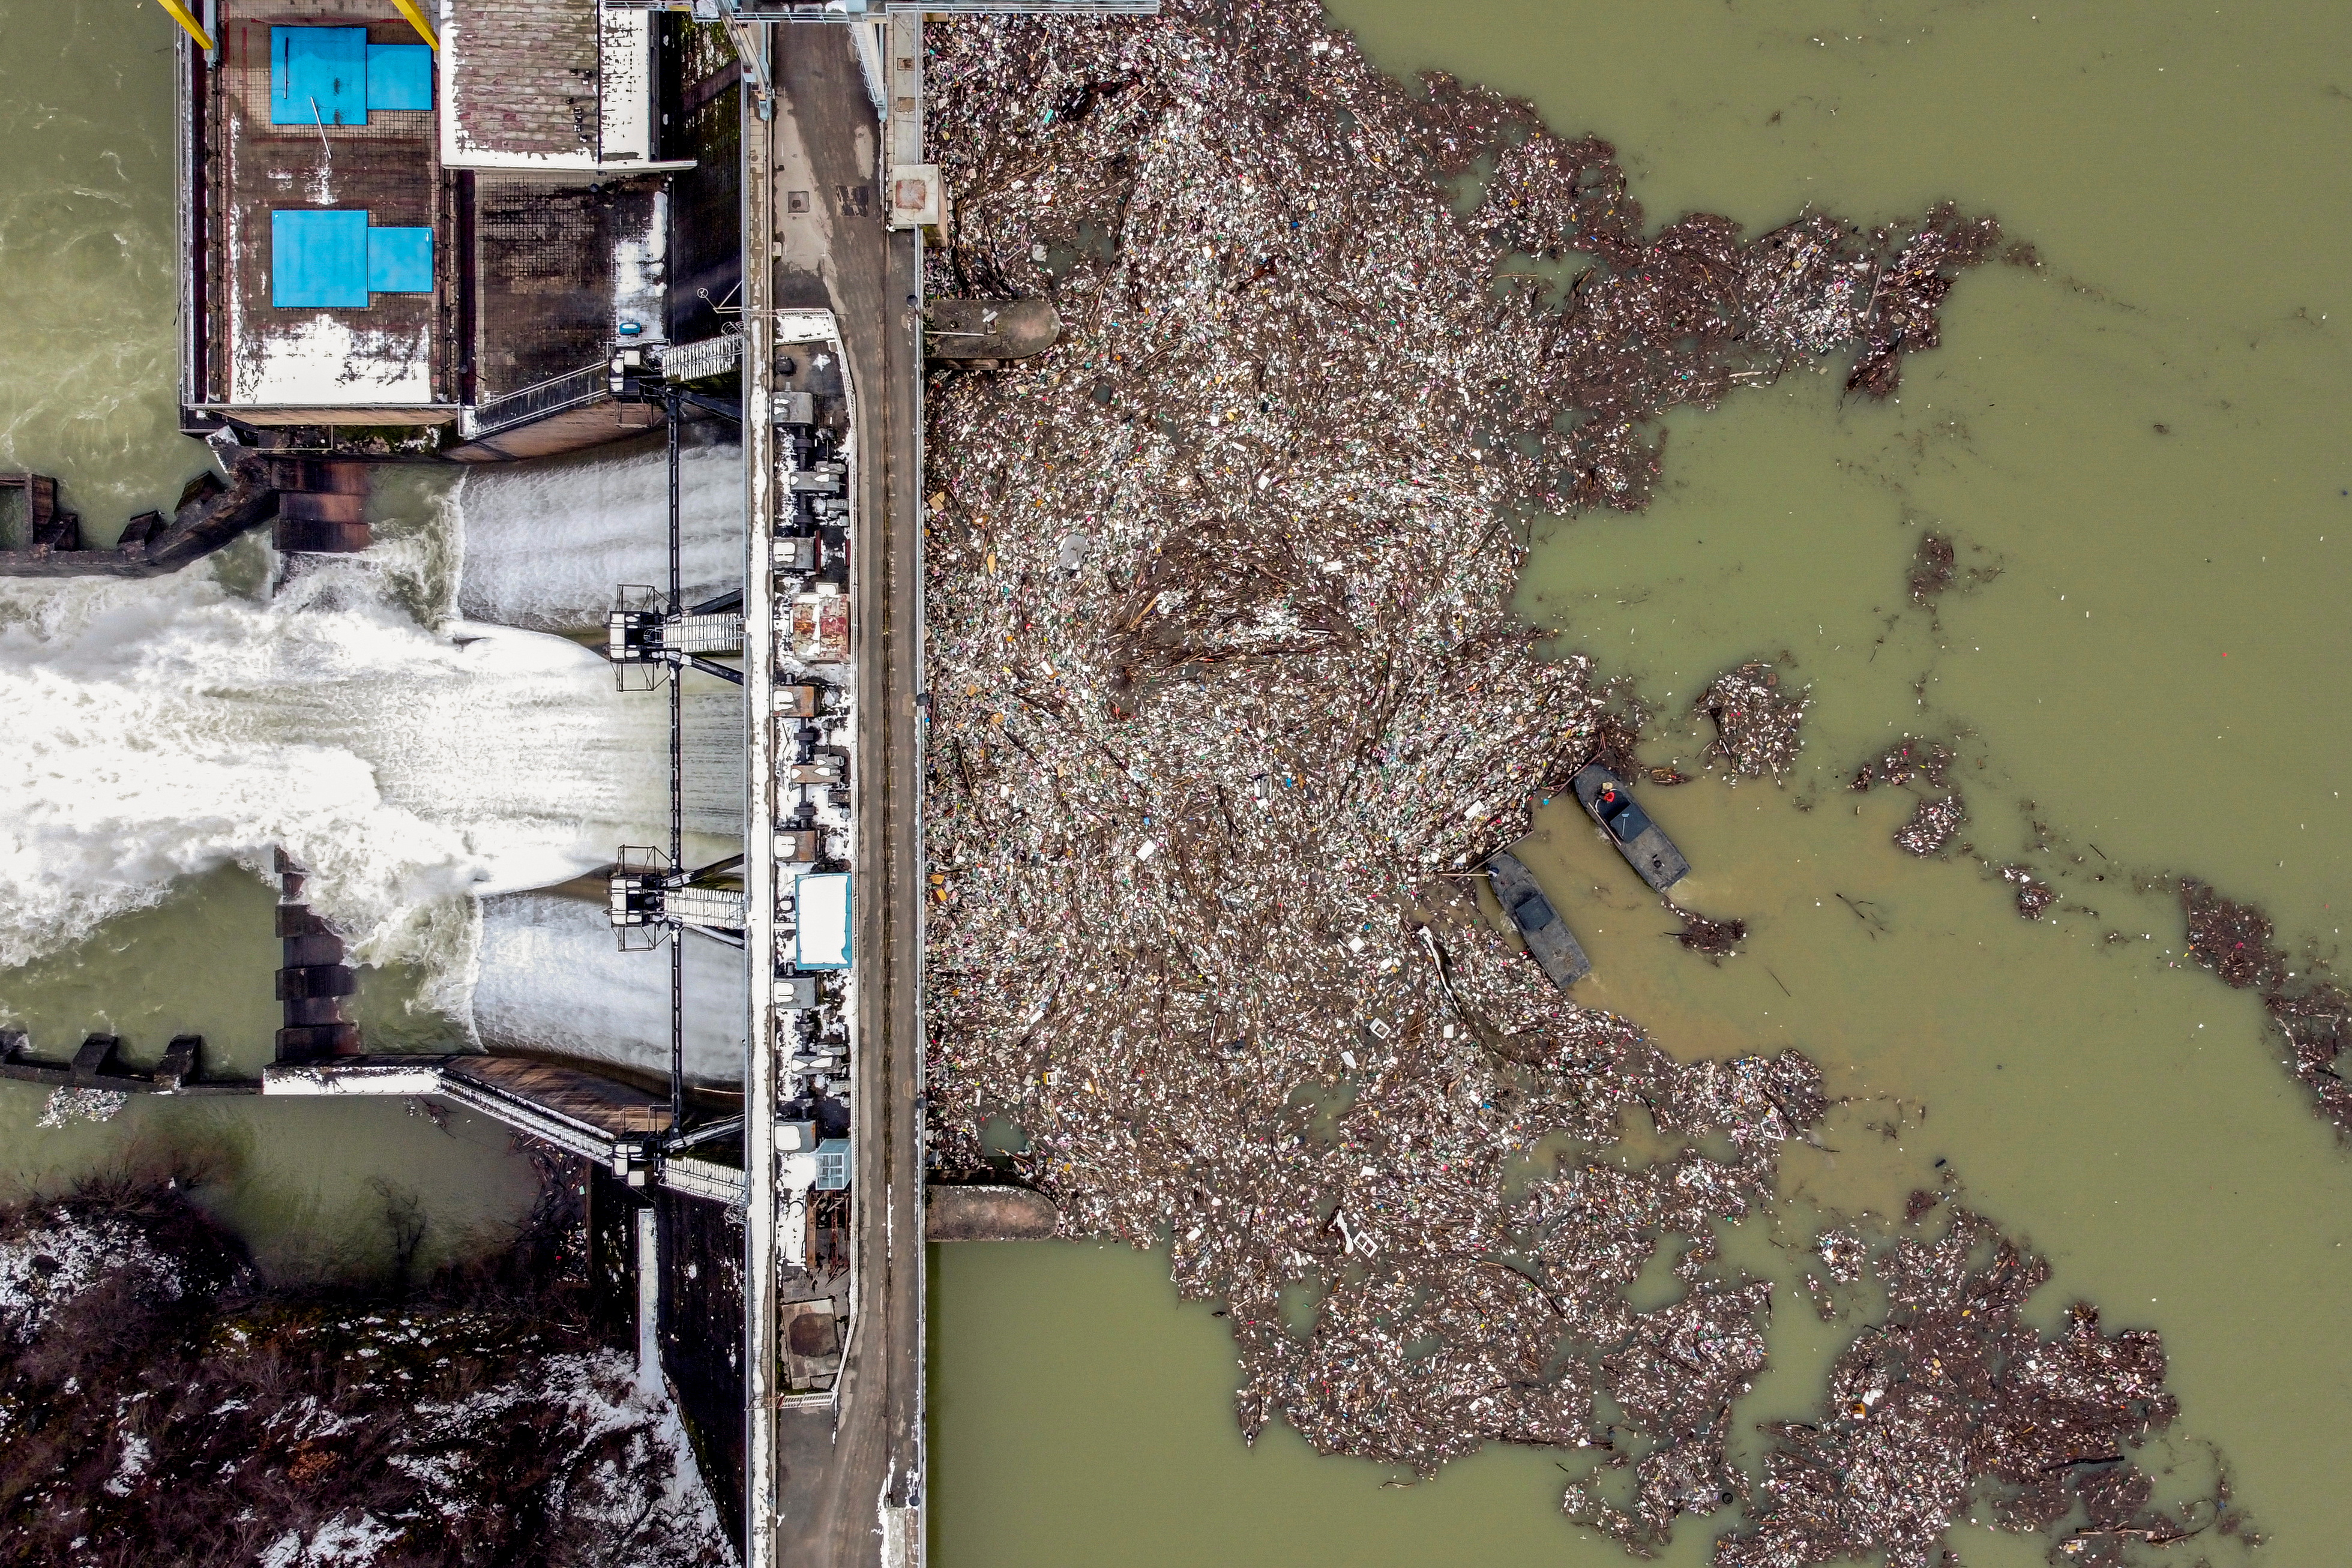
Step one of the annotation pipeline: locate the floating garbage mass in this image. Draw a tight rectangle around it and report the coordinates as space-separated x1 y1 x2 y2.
918 1 2218 1560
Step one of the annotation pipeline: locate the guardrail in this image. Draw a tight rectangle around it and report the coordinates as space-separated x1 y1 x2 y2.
659 333 742 385
468 361 608 438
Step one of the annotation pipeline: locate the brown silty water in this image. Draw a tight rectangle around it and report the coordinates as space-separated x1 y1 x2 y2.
925 2 2350 1566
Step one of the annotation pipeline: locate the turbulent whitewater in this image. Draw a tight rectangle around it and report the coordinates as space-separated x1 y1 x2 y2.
454 436 747 632
0 556 732 975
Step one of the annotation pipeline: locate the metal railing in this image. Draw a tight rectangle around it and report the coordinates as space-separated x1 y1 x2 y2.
659 332 742 385
467 361 608 438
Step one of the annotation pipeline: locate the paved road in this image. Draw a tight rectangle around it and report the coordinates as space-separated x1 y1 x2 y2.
751 25 927 1568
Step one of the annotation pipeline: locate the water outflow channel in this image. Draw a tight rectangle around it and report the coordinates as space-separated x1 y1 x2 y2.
0 429 745 1271
0 550 732 974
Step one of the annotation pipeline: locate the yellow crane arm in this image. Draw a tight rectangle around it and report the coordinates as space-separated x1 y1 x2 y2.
388 0 440 51
155 0 214 51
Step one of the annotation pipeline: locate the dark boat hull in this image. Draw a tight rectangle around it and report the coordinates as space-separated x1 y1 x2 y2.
1572 763 1690 893
1485 850 1592 990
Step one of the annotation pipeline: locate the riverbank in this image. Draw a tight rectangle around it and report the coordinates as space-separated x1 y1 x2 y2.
0 1155 730 1565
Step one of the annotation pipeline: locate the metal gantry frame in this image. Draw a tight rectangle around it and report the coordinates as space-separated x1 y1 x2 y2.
602 384 750 1143
668 397 685 1132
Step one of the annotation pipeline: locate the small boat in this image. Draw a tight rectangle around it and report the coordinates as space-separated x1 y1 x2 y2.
1485 850 1591 990
1572 763 1690 893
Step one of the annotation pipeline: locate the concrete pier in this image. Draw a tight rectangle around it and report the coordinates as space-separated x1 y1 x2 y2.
0 1029 253 1097
740 19 930 1564
922 298 1060 362
269 458 373 555
0 454 326 578
275 853 361 1062
925 1185 1059 1242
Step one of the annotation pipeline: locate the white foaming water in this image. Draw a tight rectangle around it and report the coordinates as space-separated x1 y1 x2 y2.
454 438 746 631
470 892 747 1084
0 559 739 976
447 443 751 1074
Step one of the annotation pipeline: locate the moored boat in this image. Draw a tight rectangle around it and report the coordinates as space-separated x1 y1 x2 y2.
1572 763 1690 892
1485 849 1592 990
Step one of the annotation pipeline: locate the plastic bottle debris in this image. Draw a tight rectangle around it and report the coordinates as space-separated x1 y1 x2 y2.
905 5 2158 1560
1695 661 1809 781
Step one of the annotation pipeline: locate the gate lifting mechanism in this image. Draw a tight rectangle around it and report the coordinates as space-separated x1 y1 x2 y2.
607 847 749 952
605 586 747 689
594 358 754 1141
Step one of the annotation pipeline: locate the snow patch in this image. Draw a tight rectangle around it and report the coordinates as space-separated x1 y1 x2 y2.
232 315 433 407
404 1350 736 1564
102 1434 150 1497
0 1211 184 1344
257 1513 400 1568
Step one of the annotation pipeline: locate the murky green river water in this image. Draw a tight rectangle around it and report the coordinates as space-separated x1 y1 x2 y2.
0 3 542 1281
4 0 2348 1561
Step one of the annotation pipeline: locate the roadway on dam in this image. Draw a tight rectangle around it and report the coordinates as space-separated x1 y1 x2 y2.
747 24 928 1568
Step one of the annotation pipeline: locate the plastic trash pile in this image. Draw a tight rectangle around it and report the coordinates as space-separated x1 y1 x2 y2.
1850 737 1954 793
1999 862 2059 919
1892 793 1968 856
2183 879 2352 1135
1695 660 1811 780
1719 1204 2202 1568
912 1 2155 1557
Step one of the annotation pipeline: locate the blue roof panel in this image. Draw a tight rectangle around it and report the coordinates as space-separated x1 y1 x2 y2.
271 27 368 128
366 44 433 112
271 209 370 308
366 227 435 294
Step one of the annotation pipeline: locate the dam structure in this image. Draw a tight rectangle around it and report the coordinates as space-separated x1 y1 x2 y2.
86 3 1147 1566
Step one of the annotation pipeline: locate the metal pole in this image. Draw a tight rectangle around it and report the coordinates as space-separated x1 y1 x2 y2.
724 15 775 121
671 915 684 1132
669 391 684 876
669 391 686 1134
386 0 439 51
668 389 684 616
